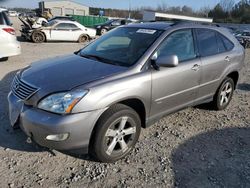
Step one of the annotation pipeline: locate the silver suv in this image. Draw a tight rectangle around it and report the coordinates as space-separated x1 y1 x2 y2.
8 22 245 162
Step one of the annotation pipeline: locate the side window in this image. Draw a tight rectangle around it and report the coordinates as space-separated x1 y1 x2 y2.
157 29 196 62
54 23 68 30
216 33 227 53
67 23 79 30
196 29 218 57
219 33 234 51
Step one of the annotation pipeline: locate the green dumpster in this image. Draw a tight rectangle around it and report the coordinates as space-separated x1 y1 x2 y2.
70 15 109 28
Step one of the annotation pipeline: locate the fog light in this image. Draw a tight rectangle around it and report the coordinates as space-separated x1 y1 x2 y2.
46 133 69 141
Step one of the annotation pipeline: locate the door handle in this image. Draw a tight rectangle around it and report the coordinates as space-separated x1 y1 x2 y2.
191 64 200 71
225 56 231 62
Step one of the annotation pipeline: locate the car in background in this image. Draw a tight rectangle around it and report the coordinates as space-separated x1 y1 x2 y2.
0 8 21 61
48 16 75 22
8 11 18 17
234 30 250 48
21 20 96 43
95 19 134 35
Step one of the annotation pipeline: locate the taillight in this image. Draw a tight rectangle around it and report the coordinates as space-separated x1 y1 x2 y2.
2 28 16 35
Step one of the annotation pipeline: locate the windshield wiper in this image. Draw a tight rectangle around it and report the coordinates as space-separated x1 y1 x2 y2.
79 53 104 62
79 53 121 66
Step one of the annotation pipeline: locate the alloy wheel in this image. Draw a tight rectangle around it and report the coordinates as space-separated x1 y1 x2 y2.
104 116 136 156
220 81 233 106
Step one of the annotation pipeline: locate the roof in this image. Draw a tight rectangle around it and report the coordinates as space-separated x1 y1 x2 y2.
125 21 226 32
41 0 89 7
54 20 77 23
126 22 173 30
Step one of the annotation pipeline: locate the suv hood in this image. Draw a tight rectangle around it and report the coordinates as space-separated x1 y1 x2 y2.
21 54 127 93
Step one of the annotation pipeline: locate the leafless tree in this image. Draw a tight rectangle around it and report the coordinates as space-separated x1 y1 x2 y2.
219 0 235 12
198 6 211 17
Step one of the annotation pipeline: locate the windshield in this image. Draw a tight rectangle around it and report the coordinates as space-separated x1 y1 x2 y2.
105 19 116 25
80 27 163 67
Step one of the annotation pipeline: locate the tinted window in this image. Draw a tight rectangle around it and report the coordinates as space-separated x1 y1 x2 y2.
111 20 121 26
197 29 218 57
157 29 196 62
220 34 234 51
216 33 227 53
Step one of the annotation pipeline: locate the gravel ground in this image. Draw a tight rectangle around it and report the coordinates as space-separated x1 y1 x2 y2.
0 18 249 188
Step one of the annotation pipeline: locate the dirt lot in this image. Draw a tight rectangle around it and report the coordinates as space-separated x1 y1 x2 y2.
0 18 249 188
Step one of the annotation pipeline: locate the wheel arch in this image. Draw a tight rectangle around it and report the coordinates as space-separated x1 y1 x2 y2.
226 71 239 89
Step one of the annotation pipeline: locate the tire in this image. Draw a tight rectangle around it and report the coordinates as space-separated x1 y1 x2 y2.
78 34 88 43
0 57 8 61
32 31 45 43
90 104 141 163
211 77 235 110
101 28 108 35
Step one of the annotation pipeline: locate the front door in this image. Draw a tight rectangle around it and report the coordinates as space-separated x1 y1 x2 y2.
151 29 201 118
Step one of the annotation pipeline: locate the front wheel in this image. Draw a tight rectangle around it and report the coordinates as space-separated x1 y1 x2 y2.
32 31 45 43
90 104 141 163
211 77 235 110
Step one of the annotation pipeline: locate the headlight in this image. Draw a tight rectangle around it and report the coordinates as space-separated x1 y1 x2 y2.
97 26 101 29
38 89 88 114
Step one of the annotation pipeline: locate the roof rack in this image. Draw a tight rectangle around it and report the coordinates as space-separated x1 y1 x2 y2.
170 20 220 27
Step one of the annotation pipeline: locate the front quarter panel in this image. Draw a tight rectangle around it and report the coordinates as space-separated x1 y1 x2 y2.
72 71 152 117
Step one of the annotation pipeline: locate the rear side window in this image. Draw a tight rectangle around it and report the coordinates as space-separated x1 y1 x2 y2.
219 33 234 51
196 29 218 57
157 29 196 62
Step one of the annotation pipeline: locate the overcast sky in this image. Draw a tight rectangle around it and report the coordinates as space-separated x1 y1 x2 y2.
0 0 231 10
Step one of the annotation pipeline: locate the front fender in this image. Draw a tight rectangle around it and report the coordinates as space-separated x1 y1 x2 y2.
72 71 152 117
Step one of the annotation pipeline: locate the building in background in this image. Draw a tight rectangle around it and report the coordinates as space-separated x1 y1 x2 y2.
39 0 89 16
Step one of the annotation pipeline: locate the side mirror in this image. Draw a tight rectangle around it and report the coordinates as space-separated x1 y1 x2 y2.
152 54 179 68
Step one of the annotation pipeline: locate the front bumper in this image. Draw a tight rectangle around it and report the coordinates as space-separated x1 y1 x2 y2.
8 92 106 153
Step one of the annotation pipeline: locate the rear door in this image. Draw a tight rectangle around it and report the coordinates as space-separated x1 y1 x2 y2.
151 29 201 117
195 28 234 99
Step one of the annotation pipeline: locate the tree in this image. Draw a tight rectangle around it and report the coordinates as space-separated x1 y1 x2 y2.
220 0 235 12
182 5 193 15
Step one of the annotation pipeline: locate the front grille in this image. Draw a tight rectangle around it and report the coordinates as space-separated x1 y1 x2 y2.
11 75 38 100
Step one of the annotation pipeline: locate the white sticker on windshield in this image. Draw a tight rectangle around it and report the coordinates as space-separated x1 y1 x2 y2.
136 29 156 34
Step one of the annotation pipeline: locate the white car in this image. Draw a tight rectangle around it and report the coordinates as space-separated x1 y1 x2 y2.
22 20 96 43
0 9 21 61
8 11 18 17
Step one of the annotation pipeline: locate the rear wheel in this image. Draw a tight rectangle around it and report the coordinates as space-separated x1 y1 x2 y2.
78 34 89 43
90 104 141 163
211 77 234 110
32 31 45 43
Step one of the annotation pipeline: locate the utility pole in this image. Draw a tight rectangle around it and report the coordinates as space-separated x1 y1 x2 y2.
128 0 131 19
